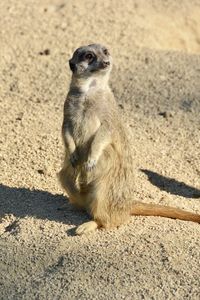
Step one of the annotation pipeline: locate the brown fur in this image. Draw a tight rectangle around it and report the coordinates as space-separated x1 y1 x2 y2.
58 44 200 235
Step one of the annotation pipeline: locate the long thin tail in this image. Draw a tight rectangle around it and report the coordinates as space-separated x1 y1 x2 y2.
131 202 200 223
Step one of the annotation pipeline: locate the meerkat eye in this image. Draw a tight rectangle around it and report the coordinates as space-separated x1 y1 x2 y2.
103 49 109 55
85 53 93 60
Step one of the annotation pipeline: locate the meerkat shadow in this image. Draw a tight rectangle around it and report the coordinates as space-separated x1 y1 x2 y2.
0 184 89 227
141 169 200 199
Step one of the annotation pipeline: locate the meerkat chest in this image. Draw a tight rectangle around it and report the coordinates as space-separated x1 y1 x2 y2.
69 99 101 144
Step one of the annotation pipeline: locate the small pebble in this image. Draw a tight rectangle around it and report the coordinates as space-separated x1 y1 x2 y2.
39 49 50 56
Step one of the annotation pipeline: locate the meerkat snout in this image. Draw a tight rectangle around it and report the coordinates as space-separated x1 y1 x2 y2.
69 44 112 77
101 60 110 68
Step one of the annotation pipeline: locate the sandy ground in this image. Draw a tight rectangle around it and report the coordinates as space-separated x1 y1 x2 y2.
0 0 200 299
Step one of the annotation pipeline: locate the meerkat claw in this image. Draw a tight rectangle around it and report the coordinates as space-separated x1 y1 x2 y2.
84 159 97 171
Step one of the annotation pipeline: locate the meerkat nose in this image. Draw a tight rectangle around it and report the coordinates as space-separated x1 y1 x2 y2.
102 61 110 68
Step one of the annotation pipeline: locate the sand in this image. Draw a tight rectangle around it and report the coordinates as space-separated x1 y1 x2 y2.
0 0 200 299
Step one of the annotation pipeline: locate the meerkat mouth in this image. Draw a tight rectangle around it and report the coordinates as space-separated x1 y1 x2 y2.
90 63 110 73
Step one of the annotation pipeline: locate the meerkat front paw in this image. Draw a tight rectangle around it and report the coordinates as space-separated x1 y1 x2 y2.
70 151 79 168
76 221 98 235
84 158 97 171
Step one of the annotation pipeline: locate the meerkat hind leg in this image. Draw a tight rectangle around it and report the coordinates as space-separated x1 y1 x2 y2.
76 221 99 235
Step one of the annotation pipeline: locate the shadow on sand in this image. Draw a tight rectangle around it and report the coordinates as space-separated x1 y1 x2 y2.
1 170 199 231
141 169 200 198
0 184 89 227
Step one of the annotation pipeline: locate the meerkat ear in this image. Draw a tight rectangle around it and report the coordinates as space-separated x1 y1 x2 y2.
69 59 76 72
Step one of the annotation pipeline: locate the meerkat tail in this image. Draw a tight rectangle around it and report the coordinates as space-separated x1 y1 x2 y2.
131 202 200 223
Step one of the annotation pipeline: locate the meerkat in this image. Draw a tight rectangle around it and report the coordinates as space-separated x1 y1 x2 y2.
58 44 200 235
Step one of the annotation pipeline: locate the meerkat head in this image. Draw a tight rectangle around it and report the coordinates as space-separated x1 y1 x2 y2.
69 44 112 78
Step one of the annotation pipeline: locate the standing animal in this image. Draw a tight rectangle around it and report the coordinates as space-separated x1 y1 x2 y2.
59 44 200 235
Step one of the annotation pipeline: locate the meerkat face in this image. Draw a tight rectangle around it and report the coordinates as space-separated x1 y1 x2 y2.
69 44 112 77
